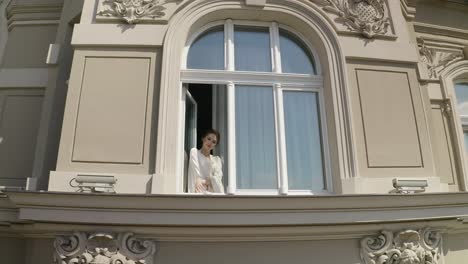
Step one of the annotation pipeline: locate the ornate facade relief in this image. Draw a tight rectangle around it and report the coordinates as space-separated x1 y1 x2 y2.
312 0 392 38
418 40 464 80
360 228 442 264
97 0 180 24
54 232 157 264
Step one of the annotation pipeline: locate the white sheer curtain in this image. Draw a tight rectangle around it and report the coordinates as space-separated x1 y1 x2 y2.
234 26 272 72
279 29 316 74
455 83 468 159
283 91 324 191
212 85 229 186
187 26 224 70
236 85 277 189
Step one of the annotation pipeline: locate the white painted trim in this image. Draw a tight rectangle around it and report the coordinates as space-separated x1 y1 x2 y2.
226 82 236 195
318 89 333 192
181 70 323 87
274 84 288 194
439 60 468 191
225 19 234 71
270 22 281 74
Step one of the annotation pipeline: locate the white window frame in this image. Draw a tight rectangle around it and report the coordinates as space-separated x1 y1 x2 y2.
455 79 468 126
180 19 332 195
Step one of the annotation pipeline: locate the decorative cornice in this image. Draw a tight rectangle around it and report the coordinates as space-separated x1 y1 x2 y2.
414 22 468 43
96 0 180 24
360 228 442 264
5 4 63 30
54 232 157 264
418 40 464 80
400 0 416 20
312 0 391 38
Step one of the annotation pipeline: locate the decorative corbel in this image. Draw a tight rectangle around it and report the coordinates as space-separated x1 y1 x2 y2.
54 232 157 264
418 40 464 81
360 228 442 264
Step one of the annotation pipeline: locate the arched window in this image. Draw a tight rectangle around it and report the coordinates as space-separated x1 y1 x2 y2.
181 20 330 195
454 81 468 160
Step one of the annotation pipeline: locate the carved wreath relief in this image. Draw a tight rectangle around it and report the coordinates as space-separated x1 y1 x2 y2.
54 232 157 264
314 0 391 38
360 228 442 264
97 0 179 24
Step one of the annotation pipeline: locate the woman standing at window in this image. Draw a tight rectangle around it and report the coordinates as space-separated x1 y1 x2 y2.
188 129 224 193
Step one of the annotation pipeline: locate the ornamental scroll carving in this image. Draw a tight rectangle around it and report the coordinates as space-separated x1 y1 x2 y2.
54 232 157 264
313 0 391 38
360 228 442 264
97 0 180 24
418 41 464 80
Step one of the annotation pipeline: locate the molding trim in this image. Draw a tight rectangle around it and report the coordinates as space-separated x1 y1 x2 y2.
311 0 392 38
360 228 442 264
54 232 157 264
96 0 181 24
400 0 416 20
414 22 468 43
439 60 468 192
6 3 62 30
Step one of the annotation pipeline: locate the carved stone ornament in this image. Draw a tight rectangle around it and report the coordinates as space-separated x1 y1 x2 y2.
360 228 442 264
313 0 391 38
97 0 179 24
54 232 157 264
419 41 464 80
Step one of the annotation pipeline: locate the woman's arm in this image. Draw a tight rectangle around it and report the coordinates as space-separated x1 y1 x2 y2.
210 156 224 193
188 148 205 193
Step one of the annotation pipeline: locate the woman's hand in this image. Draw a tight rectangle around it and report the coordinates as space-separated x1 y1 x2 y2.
195 177 207 193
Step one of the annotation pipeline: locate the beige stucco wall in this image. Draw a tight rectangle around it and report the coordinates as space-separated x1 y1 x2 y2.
36 0 466 195
2 25 58 68
156 240 361 264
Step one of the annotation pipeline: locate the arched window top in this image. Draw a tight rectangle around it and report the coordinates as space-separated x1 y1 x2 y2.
455 81 468 116
186 20 318 75
279 29 316 75
187 26 225 70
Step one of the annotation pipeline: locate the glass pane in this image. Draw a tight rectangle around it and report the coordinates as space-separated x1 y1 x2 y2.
455 83 468 117
187 27 224 70
279 29 316 74
234 26 272 72
283 91 324 191
464 131 468 156
236 85 277 189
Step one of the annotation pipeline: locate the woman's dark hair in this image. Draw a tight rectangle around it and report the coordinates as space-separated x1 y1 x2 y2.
201 128 220 145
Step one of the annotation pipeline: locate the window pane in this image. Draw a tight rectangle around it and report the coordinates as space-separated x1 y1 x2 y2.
284 91 324 191
280 29 316 74
464 131 468 156
455 83 468 117
236 85 277 189
235 26 272 72
187 27 224 70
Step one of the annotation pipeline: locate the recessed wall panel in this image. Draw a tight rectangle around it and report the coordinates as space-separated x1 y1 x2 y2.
3 25 58 68
0 90 43 187
72 57 150 164
356 69 422 168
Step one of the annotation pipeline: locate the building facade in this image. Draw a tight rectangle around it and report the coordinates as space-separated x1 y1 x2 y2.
1 0 468 263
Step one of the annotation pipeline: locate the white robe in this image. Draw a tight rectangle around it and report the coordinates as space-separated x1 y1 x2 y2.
188 148 224 193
